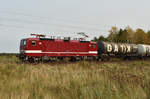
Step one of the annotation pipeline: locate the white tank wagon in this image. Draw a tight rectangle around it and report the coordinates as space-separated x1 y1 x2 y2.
97 41 138 59
137 44 150 57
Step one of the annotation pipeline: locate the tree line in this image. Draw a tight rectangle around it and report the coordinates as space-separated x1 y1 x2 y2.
92 26 150 44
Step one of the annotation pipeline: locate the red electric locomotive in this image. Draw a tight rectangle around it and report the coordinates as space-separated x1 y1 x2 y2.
19 34 98 62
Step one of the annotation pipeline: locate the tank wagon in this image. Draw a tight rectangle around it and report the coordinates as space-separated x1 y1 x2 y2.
97 41 150 60
19 34 98 62
97 41 138 60
137 44 150 57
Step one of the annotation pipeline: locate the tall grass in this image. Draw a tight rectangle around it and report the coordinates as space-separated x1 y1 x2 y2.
0 55 150 99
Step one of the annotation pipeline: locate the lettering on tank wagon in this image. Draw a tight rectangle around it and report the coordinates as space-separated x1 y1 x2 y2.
114 44 118 52
107 44 112 52
107 44 131 53
120 45 126 53
126 45 131 53
120 45 131 53
107 44 119 52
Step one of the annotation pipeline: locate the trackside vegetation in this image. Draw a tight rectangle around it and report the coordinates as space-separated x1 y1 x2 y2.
0 55 150 99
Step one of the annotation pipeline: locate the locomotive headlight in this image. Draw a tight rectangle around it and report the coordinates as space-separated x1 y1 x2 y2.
39 42 42 45
20 50 25 54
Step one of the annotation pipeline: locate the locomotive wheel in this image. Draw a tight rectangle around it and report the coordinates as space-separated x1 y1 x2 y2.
143 57 147 60
99 56 104 61
59 57 64 61
28 57 34 63
107 57 111 61
100 57 107 62
70 57 76 62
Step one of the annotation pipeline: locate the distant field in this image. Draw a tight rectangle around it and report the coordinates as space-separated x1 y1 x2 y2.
0 55 150 99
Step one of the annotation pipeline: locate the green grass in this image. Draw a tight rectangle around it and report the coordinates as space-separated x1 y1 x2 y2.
0 56 150 99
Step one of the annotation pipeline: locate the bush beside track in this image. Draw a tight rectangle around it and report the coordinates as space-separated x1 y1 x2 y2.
0 55 150 99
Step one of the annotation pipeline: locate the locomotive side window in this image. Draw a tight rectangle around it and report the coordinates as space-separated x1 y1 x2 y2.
31 41 36 46
23 40 27 46
93 44 96 48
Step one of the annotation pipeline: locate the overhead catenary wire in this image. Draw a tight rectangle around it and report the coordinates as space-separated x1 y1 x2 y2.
0 10 112 28
0 10 110 38
0 23 108 36
0 23 109 39
0 17 109 32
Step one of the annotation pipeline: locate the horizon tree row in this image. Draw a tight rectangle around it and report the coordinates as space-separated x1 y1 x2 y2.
93 26 150 44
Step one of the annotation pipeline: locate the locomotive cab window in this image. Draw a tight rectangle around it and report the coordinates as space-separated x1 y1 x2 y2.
20 40 23 45
31 41 36 46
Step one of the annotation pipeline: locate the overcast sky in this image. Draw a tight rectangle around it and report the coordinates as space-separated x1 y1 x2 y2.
0 0 150 53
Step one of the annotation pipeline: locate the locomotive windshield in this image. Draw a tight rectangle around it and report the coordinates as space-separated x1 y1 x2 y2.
20 40 27 46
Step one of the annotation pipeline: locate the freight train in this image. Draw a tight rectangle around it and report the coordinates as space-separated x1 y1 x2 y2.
19 34 150 62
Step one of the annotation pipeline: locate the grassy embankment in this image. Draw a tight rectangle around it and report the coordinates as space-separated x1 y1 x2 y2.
0 55 150 99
